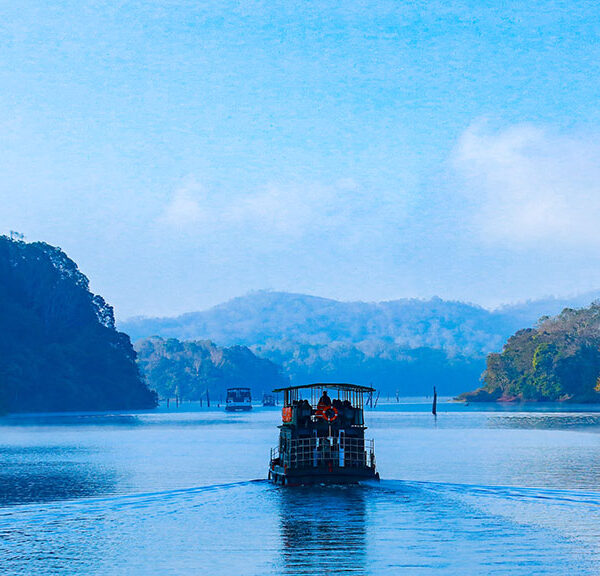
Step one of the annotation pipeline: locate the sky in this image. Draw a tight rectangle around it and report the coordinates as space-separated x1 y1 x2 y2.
2 1 600 319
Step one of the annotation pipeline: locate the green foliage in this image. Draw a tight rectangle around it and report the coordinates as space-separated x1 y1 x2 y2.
0 236 157 412
135 336 289 400
462 303 600 402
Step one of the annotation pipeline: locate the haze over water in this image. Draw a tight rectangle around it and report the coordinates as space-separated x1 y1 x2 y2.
1 402 599 575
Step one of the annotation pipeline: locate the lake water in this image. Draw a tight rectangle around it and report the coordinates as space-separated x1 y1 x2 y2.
1 401 600 575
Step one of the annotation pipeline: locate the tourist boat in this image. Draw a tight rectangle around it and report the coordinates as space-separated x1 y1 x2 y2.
225 387 252 411
268 383 379 485
262 393 276 407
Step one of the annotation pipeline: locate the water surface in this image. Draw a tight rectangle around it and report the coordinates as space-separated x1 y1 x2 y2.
1 401 599 575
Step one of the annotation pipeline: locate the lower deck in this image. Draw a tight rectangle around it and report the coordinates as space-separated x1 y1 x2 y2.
269 435 378 485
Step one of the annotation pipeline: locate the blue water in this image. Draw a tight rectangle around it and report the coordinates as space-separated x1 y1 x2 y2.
1 401 600 575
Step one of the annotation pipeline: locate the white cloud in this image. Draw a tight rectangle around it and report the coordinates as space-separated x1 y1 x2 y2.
159 178 405 243
160 183 205 228
453 122 600 248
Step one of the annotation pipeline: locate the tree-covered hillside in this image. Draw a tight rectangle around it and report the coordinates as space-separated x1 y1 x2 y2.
0 236 157 412
121 291 517 355
135 337 288 400
122 290 600 357
460 304 600 402
123 290 600 396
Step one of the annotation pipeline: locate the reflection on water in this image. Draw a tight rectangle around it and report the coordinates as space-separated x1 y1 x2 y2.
279 486 366 575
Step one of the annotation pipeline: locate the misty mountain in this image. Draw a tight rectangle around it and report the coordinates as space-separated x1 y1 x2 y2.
122 290 597 355
120 291 600 396
496 291 600 329
253 339 484 396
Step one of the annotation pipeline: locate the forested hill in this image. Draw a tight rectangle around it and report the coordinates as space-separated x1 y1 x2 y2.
121 291 600 396
122 290 600 356
135 337 288 401
0 236 157 413
460 304 600 403
122 291 517 355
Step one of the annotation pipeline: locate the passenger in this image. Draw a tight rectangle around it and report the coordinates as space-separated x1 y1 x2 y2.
300 399 311 426
317 390 331 408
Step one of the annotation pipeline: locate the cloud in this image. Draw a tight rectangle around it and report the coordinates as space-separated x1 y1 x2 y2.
160 183 205 228
159 178 405 245
452 122 600 249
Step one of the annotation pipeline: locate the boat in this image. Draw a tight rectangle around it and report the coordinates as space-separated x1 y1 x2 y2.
225 387 252 412
262 393 276 407
268 383 379 486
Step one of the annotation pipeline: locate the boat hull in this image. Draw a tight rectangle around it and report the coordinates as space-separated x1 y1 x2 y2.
268 463 379 486
225 405 252 412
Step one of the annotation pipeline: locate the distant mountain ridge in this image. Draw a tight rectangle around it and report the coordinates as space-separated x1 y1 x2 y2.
121 290 600 355
120 290 600 396
121 291 600 396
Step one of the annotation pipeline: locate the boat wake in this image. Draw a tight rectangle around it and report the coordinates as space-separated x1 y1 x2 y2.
3 476 600 518
377 478 600 507
2 477 599 575
0 479 268 524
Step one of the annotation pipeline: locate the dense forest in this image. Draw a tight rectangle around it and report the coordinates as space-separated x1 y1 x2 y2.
0 236 157 413
122 290 600 355
135 337 288 401
122 291 518 354
460 304 600 402
123 290 600 396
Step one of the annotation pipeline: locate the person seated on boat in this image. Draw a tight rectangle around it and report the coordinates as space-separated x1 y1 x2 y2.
332 398 342 409
340 399 353 423
298 399 311 426
317 390 331 409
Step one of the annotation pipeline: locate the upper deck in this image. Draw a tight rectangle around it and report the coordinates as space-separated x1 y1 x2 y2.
273 382 374 410
273 383 374 432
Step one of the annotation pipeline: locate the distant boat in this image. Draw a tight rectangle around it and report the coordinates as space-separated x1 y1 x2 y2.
262 393 276 407
225 387 252 412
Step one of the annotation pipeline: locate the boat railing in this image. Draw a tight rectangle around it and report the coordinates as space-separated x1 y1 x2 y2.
270 437 375 470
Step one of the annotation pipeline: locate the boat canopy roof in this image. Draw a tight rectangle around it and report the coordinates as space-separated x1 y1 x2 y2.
272 382 375 393
274 382 374 409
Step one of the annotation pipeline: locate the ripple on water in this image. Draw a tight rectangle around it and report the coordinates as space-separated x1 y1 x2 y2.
0 480 597 575
0 407 599 575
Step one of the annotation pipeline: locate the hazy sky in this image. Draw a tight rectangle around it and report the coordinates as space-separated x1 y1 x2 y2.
2 1 600 318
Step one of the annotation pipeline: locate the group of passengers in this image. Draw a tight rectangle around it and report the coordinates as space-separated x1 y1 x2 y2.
290 391 355 427
317 390 352 411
